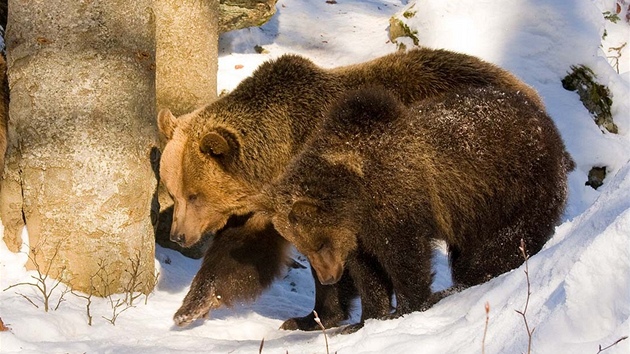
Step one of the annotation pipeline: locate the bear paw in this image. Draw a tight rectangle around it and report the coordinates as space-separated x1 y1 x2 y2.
173 295 221 327
280 312 345 331
339 322 364 335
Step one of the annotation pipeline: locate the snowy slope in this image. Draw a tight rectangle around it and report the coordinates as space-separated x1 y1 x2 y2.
1 0 629 353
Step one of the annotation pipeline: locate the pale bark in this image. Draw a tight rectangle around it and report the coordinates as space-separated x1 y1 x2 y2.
156 0 219 117
154 0 220 258
1 0 158 295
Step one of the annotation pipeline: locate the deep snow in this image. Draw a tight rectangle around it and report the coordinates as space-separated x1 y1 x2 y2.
1 0 629 353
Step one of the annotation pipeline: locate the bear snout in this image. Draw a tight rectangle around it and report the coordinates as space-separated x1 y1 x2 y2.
309 251 344 285
171 232 187 246
318 272 341 285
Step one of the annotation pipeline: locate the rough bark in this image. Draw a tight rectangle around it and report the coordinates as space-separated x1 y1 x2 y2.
219 0 277 33
154 0 219 258
1 0 158 295
156 0 219 117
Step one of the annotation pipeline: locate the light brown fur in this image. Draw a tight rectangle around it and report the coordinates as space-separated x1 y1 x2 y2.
158 48 550 330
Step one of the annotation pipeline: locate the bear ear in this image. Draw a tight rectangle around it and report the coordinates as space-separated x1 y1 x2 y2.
157 108 177 141
199 128 239 158
289 200 320 225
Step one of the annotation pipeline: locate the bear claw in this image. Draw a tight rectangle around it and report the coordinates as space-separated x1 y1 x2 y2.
173 307 212 327
173 301 215 327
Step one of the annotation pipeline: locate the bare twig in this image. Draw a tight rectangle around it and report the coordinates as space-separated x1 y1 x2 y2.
54 286 71 311
515 239 535 354
70 270 100 326
313 311 330 354
597 336 628 353
482 302 490 354
3 241 68 312
606 42 627 74
145 270 160 305
71 288 94 326
102 297 134 326
259 337 265 354
16 292 39 308
124 251 145 307
93 258 136 326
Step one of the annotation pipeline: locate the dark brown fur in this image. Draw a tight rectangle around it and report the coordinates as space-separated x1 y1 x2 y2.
263 86 573 327
158 48 547 329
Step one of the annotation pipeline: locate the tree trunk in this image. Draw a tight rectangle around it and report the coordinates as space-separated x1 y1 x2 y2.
156 0 218 117
1 0 158 295
154 0 219 258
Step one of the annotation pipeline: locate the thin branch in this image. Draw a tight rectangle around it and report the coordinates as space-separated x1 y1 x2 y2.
597 336 628 353
515 239 535 354
17 292 39 308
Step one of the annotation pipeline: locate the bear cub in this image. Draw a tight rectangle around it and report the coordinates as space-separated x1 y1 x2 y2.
261 86 574 326
159 47 550 330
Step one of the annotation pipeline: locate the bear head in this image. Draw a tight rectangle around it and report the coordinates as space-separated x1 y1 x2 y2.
259 152 365 285
271 197 358 285
158 108 255 247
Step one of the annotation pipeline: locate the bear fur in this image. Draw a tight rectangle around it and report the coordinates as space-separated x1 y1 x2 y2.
260 86 574 327
158 47 546 329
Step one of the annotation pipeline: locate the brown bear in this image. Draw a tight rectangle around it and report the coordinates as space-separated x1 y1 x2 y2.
258 86 574 329
158 47 546 330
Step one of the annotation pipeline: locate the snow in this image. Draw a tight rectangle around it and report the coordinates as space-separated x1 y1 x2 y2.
1 0 629 353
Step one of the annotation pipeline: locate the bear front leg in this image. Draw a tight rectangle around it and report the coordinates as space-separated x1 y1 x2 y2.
280 267 357 331
341 249 394 333
174 216 291 327
173 273 221 327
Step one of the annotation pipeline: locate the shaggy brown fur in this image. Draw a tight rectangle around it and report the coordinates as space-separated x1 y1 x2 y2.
158 48 546 330
261 86 574 328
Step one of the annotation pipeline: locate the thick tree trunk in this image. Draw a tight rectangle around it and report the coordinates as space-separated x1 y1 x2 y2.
156 0 218 117
154 0 219 258
0 0 158 295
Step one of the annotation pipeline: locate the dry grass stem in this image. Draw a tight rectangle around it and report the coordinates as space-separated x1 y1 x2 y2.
515 239 535 354
482 301 490 354
313 311 330 354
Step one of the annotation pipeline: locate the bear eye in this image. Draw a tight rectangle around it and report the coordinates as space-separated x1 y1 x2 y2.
316 240 329 253
188 194 198 203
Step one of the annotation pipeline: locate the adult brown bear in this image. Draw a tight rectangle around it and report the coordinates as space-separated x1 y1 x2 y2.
158 48 544 330
258 86 574 329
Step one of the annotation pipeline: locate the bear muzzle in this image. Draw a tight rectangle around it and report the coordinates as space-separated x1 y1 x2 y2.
308 250 344 285
170 232 187 246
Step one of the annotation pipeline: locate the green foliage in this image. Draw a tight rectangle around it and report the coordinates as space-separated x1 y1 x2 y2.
561 65 617 134
403 10 416 19
603 11 621 23
389 16 419 51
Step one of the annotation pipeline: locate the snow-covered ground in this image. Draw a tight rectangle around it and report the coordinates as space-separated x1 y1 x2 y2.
1 0 629 353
